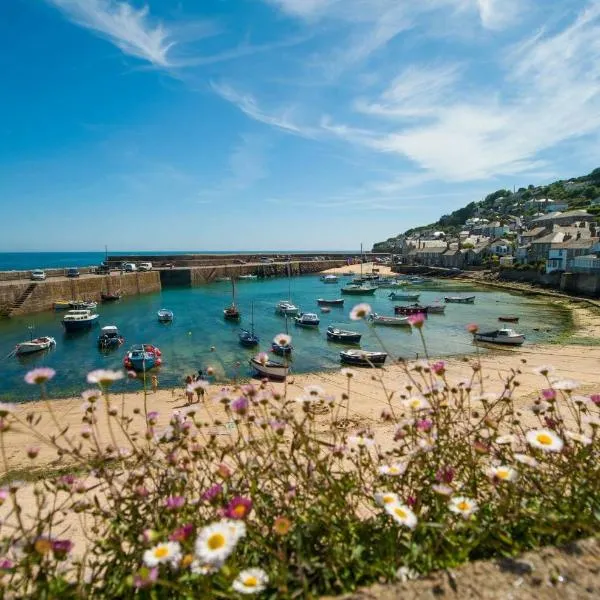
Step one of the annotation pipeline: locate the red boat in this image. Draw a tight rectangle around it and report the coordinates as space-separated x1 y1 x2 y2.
394 304 428 316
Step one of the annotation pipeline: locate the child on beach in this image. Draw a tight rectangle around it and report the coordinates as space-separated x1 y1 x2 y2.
151 374 158 393
185 375 194 405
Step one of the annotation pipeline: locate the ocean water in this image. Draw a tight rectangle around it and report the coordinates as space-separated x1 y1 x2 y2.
0 275 569 402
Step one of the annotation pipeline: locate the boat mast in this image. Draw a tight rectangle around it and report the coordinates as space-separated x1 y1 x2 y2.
360 243 363 280
251 301 254 335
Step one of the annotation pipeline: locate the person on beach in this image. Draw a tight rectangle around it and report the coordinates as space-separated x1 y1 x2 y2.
185 375 194 405
151 374 158 393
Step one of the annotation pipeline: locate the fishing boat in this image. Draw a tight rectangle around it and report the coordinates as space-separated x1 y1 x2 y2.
341 284 377 295
239 303 259 347
498 315 519 323
249 357 289 379
98 325 124 349
394 305 427 316
317 298 344 307
425 304 446 314
377 280 409 289
224 279 241 321
123 344 162 371
444 296 475 304
62 309 99 332
326 326 361 344
340 349 387 366
295 313 320 327
101 291 121 302
342 272 355 277
408 277 431 285
239 274 258 280
54 300 72 310
474 328 525 346
215 277 231 282
69 300 98 310
320 274 339 284
368 313 411 326
14 329 56 356
157 309 174 322
275 300 300 315
388 292 420 302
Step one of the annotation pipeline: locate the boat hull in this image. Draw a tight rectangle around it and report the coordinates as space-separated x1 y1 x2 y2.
369 315 410 326
475 332 525 346
317 299 344 306
239 331 259 347
62 315 99 331
326 328 361 343
498 316 519 323
249 358 288 379
425 305 446 314
340 350 387 366
444 296 475 304
15 337 56 355
271 343 293 355
394 306 427 315
341 287 377 295
389 293 420 301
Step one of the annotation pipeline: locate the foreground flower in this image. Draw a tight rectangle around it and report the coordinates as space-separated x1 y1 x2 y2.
143 541 182 568
432 483 453 496
225 497 253 520
565 431 592 446
273 333 292 347
449 496 478 519
430 361 446 375
532 365 555 377
190 559 222 575
254 352 269 366
514 453 539 468
407 313 425 328
486 465 518 483
24 368 56 385
466 323 479 334
385 502 418 529
374 491 399 507
402 396 431 412
87 369 123 386
550 378 579 391
350 303 372 320
0 403 14 418
195 521 239 564
378 463 407 477
348 434 375 447
133 566 158 589
526 428 564 452
232 568 269 595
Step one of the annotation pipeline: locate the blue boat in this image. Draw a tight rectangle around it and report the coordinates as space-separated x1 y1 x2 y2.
62 309 99 332
123 344 162 372
239 303 259 347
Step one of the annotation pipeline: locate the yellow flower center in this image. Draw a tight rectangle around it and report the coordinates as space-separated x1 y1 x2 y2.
383 495 395 504
207 533 226 550
154 546 169 559
394 508 407 519
233 504 247 517
457 501 470 512
497 470 509 479
389 467 400 474
537 433 553 446
243 576 258 587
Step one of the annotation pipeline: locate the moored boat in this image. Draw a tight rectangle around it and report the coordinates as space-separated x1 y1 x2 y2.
15 336 56 356
69 300 98 310
474 328 525 346
340 349 387 366
62 309 99 332
101 291 121 302
275 300 300 316
123 344 162 371
326 326 361 344
239 303 259 347
425 304 446 314
498 315 519 323
444 295 475 304
341 284 377 295
317 298 344 306
157 309 174 322
239 274 258 280
224 279 241 321
295 313 320 327
368 313 411 326
249 357 289 379
54 300 72 310
388 292 420 301
394 305 427 316
98 326 124 349
320 274 339 284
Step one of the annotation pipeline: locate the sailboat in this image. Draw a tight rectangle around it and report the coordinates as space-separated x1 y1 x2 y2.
275 260 299 315
224 278 241 321
239 302 259 347
341 243 377 295
272 314 293 355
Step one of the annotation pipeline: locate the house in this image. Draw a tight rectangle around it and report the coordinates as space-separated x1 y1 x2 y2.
519 227 548 246
516 245 530 264
569 254 600 272
489 238 512 256
411 246 447 266
439 249 467 269
531 209 594 228
465 243 491 266
546 202 569 213
499 256 515 267
529 232 565 263
546 237 599 273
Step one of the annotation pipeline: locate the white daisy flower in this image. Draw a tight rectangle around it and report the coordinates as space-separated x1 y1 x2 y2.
432 484 453 496
449 496 478 518
348 434 375 447
143 541 182 568
384 502 418 529
532 365 555 377
526 429 564 453
565 431 592 446
486 465 518 483
226 519 247 544
232 568 269 595
303 385 325 399
378 463 407 477
396 566 419 582
86 369 123 385
190 559 222 575
374 491 399 507
550 379 579 391
349 303 372 321
402 396 431 412
195 521 238 565
495 434 516 446
273 333 292 347
514 453 539 468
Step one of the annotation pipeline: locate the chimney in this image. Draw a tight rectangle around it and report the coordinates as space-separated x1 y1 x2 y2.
577 232 581 240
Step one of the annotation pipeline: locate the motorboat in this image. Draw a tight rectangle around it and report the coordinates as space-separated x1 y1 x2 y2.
320 274 339 283
474 328 525 346
14 336 56 356
62 309 99 332
342 272 355 277
317 298 344 306
388 292 420 302
498 315 519 323
271 340 293 355
224 279 241 321
69 300 98 310
340 349 387 366
275 300 300 316
425 304 446 314
101 291 121 302
249 357 289 379
123 344 162 371
394 305 427 316
326 326 361 344
98 326 125 350
295 313 320 327
341 284 377 295
377 280 409 289
54 300 71 310
444 296 475 304
239 274 258 280
368 313 411 326
157 309 174 322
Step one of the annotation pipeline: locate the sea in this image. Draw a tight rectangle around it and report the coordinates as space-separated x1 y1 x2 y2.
0 274 570 402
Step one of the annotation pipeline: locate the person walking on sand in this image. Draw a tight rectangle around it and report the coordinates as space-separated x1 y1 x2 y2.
185 374 194 405
151 374 158 393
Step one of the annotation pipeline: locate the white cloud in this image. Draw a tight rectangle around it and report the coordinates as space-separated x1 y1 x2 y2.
47 0 176 66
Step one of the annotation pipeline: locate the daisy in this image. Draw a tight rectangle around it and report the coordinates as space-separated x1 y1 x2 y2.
254 352 269 366
190 559 222 575
550 378 579 391
486 465 518 483
378 463 407 477
225 497 253 520
532 365 555 377
273 333 292 347
432 484 453 496
449 496 478 518
526 428 564 452
514 453 539 468
81 389 101 403
304 385 325 399
87 369 123 386
341 368 356 378
226 519 247 543
348 434 375 447
195 521 239 565
385 502 418 529
143 541 182 568
24 367 56 385
565 431 592 446
402 396 431 412
407 313 425 328
232 568 269 595
374 491 399 507
495 434 516 446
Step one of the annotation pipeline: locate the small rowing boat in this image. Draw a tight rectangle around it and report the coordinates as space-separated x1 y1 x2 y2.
157 309 174 322
317 298 344 306
474 328 525 346
326 326 361 344
388 292 420 302
444 296 475 304
340 349 387 366
368 313 411 326
249 357 289 379
498 315 519 323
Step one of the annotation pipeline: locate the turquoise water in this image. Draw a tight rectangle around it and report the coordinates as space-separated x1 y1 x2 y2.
0 275 568 402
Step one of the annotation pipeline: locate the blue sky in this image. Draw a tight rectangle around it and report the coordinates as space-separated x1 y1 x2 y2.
1 0 600 251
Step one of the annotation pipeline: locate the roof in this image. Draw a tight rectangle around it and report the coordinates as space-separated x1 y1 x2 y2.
532 209 593 223
416 247 447 254
554 237 599 250
532 232 563 244
490 238 511 245
522 227 547 238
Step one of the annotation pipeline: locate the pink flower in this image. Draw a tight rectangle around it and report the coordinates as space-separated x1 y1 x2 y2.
164 496 185 511
0 488 9 505
541 388 556 401
169 524 194 542
255 352 269 365
51 539 73 559
430 361 446 375
590 394 600 406
416 419 433 432
147 411 159 424
225 496 253 520
87 369 123 386
270 421 286 434
24 368 55 385
202 484 223 503
0 559 14 571
407 313 425 328
350 303 372 320
466 323 479 334
231 397 249 415
133 566 158 589
435 467 455 484
27 446 40 459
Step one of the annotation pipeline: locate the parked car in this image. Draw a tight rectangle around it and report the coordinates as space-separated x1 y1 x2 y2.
30 269 46 281
96 262 110 274
123 263 137 272
138 262 153 271
66 268 80 278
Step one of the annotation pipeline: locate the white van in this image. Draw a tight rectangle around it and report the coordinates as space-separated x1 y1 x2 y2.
124 263 137 272
138 262 153 271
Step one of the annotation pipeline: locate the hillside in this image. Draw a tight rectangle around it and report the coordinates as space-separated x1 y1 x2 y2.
373 167 600 251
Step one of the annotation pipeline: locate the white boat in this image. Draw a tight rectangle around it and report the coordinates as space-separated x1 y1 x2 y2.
239 274 258 280
320 274 339 283
62 309 99 332
294 313 320 327
275 300 300 316
15 336 56 355
69 300 98 310
368 313 411 326
377 280 409 289
157 309 174 322
249 357 289 379
474 328 525 346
